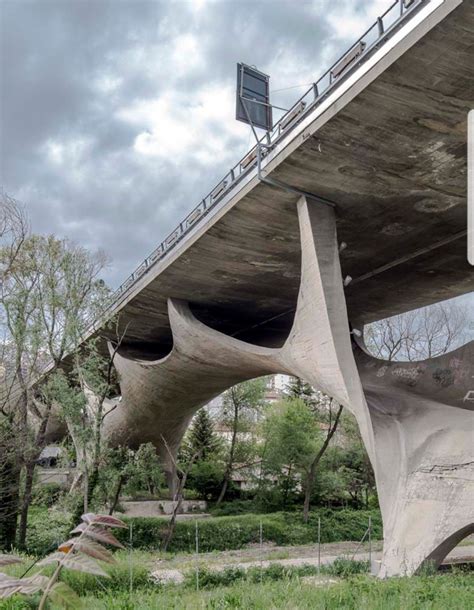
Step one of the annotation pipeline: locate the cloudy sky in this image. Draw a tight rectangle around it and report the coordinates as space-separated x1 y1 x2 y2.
2 0 398 284
1 0 472 330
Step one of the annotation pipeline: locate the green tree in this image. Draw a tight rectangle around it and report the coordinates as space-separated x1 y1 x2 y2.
263 398 320 508
127 442 164 497
187 460 224 500
186 408 220 461
216 378 266 504
285 376 316 409
0 195 109 547
338 412 376 508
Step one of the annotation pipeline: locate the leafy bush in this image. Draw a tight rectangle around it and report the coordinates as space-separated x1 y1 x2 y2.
323 557 369 577
24 509 70 556
186 460 224 501
60 551 153 595
31 483 63 508
1 513 129 608
184 562 321 590
117 508 381 552
0 596 38 609
209 500 258 516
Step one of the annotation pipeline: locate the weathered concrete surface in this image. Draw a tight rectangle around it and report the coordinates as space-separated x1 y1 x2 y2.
106 196 473 576
355 339 474 576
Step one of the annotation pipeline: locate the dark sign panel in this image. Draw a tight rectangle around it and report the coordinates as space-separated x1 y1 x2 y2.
236 63 272 131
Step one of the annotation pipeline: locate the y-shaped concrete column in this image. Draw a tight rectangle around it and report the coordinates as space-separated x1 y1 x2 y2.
107 195 473 575
355 340 474 576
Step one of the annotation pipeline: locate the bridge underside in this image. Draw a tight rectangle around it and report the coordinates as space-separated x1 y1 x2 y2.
101 196 474 577
108 0 473 359
77 0 474 579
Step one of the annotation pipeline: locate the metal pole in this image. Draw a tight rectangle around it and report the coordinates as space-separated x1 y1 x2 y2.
368 516 372 569
129 522 133 596
195 520 199 592
318 517 321 574
260 518 263 583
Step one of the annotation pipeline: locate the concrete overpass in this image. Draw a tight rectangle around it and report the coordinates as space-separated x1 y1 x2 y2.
82 0 473 577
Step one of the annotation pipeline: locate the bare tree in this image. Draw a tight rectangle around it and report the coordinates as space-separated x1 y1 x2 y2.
0 193 29 280
56 322 128 525
365 300 468 362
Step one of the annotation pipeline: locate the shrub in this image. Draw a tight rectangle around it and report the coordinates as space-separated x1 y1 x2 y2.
116 508 381 553
209 500 257 516
186 460 224 501
184 563 321 590
324 557 370 577
60 551 153 595
25 509 70 556
31 483 63 508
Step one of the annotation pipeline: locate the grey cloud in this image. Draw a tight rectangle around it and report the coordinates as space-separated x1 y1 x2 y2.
1 0 456 299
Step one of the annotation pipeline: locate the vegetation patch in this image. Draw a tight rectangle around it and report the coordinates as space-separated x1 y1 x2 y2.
116 509 382 553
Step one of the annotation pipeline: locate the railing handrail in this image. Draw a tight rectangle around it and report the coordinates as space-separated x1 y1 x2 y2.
85 0 427 332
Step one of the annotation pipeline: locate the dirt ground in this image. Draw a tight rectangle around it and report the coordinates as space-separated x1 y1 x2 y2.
151 537 474 582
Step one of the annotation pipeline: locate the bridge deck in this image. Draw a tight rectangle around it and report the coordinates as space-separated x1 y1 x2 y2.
105 0 473 357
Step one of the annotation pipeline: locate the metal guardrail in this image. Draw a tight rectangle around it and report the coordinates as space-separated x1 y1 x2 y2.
86 0 427 334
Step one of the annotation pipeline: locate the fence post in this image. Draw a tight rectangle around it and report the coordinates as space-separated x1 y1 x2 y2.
259 518 263 583
195 520 199 592
368 515 372 568
317 517 321 574
129 522 133 596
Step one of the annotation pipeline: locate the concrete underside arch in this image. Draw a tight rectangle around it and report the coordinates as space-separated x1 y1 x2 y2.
102 196 473 577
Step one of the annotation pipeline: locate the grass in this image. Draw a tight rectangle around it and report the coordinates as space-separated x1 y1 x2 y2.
70 572 474 609
1 547 472 610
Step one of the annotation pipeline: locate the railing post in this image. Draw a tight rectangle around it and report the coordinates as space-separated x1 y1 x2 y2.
377 16 384 37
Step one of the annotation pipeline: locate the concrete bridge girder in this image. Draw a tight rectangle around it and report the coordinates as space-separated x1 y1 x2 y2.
104 196 473 576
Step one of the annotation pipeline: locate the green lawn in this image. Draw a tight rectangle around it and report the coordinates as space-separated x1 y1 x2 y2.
71 572 474 609
1 551 472 610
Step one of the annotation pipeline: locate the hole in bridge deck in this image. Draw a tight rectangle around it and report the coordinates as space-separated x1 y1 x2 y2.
190 302 296 349
116 340 174 362
363 294 473 363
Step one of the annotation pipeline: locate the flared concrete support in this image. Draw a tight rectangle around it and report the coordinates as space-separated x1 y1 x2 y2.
280 197 376 467
108 195 473 574
103 298 279 492
355 341 474 576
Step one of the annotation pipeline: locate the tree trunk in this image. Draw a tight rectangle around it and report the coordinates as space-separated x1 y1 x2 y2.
109 474 125 515
162 475 186 552
71 460 100 526
303 467 316 524
17 460 36 548
161 450 201 552
283 463 292 509
216 401 239 505
0 432 21 550
17 404 52 548
303 404 344 523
